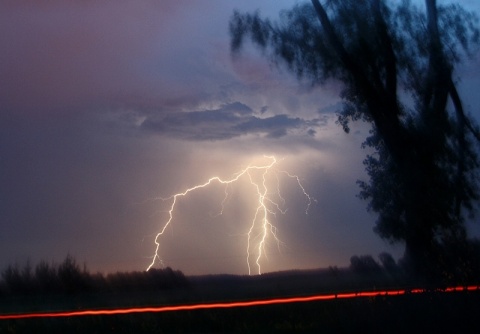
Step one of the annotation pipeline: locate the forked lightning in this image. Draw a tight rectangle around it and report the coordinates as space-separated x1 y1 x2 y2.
146 156 314 274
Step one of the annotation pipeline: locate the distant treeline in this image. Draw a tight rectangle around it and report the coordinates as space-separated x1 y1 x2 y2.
2 239 480 298
0 255 188 296
347 238 480 285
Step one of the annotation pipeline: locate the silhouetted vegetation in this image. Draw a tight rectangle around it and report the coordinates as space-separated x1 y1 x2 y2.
0 256 187 298
350 255 382 274
1 255 480 333
230 0 480 280
348 241 480 287
2 251 479 303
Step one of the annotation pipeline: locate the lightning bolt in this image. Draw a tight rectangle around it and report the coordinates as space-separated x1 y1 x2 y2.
146 156 315 275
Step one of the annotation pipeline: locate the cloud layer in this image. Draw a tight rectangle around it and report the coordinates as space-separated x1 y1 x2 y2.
140 102 319 140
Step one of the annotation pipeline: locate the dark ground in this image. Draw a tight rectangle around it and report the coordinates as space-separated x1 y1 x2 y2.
1 268 480 333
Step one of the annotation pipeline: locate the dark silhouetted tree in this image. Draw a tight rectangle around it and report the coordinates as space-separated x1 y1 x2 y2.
350 255 381 274
2 264 25 294
57 255 89 293
378 252 398 273
1 261 34 294
230 0 480 277
0 257 188 297
35 260 59 293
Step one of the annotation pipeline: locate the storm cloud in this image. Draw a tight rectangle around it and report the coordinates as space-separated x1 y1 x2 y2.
140 102 319 140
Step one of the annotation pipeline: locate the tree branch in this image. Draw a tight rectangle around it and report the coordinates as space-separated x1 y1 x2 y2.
310 0 360 79
373 0 398 98
449 78 480 142
310 0 405 161
425 0 450 114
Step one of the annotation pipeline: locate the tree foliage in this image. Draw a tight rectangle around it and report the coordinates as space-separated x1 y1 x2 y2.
350 255 382 274
230 0 480 275
0 256 187 296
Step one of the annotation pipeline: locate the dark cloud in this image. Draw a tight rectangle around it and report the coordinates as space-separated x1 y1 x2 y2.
140 102 320 141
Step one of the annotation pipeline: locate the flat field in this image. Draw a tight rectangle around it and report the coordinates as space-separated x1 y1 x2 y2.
1 269 480 333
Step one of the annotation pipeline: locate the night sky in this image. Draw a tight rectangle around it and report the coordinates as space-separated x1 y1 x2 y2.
1 0 480 275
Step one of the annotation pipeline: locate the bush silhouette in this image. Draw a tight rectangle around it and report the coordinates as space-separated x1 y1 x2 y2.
0 256 188 296
350 255 381 274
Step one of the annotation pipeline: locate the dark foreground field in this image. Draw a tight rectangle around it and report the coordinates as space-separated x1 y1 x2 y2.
1 267 480 333
1 288 480 333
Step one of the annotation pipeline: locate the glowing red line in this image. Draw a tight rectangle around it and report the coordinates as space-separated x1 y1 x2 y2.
410 288 424 294
0 286 477 320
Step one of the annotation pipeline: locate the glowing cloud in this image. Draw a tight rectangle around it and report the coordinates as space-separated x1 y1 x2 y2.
146 156 315 275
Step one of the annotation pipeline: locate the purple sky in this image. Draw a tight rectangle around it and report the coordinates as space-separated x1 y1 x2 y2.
1 0 479 275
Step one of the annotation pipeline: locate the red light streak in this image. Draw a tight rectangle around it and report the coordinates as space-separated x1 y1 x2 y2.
0 286 477 320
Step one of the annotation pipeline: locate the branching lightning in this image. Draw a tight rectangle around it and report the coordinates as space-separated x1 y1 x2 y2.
146 156 315 274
